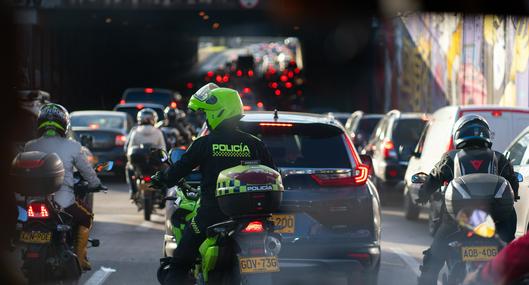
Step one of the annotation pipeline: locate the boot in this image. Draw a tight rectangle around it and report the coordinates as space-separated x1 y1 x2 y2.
75 226 92 271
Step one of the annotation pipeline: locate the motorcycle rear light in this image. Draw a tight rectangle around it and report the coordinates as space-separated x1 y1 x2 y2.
143 176 152 183
383 140 398 159
242 221 265 233
170 101 178 109
26 251 40 259
16 159 44 169
27 202 49 219
115 135 127 146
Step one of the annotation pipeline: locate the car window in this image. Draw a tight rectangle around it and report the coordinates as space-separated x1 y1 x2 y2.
393 118 427 161
240 123 352 169
356 117 381 138
71 115 125 129
413 122 430 156
506 132 529 166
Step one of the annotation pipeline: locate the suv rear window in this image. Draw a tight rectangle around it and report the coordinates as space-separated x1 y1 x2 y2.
357 117 381 136
240 123 352 169
124 91 172 106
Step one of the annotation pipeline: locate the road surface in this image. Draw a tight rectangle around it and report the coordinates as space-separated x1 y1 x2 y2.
76 178 434 285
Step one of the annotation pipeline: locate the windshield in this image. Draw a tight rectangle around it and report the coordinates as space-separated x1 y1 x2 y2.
71 114 125 129
241 123 352 169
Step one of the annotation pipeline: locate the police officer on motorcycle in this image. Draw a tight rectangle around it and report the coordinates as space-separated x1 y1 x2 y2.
125 108 166 199
24 103 104 271
416 114 519 285
150 83 275 284
157 107 184 149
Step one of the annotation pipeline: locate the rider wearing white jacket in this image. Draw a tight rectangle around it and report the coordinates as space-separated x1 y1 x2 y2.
125 108 166 199
25 103 101 271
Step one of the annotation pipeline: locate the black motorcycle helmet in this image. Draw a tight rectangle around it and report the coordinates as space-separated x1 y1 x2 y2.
37 103 70 137
452 114 492 149
137 108 158 126
174 108 186 121
164 106 177 125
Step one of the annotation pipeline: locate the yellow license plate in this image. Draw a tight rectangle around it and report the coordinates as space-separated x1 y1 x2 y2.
270 214 295 234
461 246 498 262
239 256 280 274
20 231 52 244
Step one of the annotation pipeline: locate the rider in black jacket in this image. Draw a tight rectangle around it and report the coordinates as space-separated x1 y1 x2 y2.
151 83 275 284
417 114 519 285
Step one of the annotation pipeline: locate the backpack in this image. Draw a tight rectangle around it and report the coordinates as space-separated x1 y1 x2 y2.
452 148 498 178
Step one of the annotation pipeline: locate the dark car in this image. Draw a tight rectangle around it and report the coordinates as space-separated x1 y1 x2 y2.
344 111 383 151
363 110 428 202
120 87 182 109
70 111 133 172
113 102 165 125
164 111 381 285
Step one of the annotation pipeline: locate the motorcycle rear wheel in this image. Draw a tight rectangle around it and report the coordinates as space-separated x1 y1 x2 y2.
144 191 153 221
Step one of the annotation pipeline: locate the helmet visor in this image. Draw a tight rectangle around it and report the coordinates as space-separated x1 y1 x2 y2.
193 83 219 102
458 123 491 140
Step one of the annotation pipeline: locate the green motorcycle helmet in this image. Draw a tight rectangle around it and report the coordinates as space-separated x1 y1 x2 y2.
188 83 244 130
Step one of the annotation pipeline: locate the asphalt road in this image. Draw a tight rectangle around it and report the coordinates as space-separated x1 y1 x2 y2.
78 178 434 285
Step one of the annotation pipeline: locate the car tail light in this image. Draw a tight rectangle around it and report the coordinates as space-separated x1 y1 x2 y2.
115 135 127 146
236 70 243 77
243 87 251 94
144 88 154 94
186 82 193 89
342 133 370 186
274 89 281 96
492 110 502 117
285 82 293 89
383 140 398 159
119 99 126 104
243 105 252 111
222 75 229 83
271 82 278 89
287 71 294 78
215 75 222 83
247 70 254 77
241 221 264 233
388 169 398 177
28 202 50 219
143 176 152 183
311 166 369 186
207 71 214 77
136 104 144 110
257 101 264 108
170 102 178 109
294 67 300 74
259 122 293 127
280 75 288 82
16 159 44 169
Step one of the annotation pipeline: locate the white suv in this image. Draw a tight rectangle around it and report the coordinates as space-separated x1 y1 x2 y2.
403 105 529 235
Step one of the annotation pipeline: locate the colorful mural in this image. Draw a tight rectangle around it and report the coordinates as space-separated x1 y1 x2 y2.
379 13 529 112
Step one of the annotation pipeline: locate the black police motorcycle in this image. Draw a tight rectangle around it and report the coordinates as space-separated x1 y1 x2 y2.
413 172 519 285
12 151 110 284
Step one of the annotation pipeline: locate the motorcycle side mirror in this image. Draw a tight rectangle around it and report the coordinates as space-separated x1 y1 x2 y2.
515 172 524 183
411 172 428 184
168 147 187 165
95 161 114 172
456 208 496 238
359 154 373 176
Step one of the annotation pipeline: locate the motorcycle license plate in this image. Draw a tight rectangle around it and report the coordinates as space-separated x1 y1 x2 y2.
239 256 279 274
461 246 498 262
20 231 52 244
270 214 295 234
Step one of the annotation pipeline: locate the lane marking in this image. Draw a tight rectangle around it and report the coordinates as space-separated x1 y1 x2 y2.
391 247 442 285
391 247 420 276
83 266 116 285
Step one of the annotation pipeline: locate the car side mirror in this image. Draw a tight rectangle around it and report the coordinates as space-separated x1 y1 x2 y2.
515 172 524 183
411 172 429 184
359 154 373 176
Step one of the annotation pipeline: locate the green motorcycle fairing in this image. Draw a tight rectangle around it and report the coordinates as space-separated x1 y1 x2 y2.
198 236 219 282
171 187 200 244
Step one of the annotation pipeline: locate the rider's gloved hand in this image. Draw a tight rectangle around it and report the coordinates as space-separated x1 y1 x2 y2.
415 190 430 205
150 171 166 189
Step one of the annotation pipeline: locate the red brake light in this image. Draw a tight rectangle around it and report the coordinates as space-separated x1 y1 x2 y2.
271 82 278 89
247 70 254 77
257 101 264 108
236 70 243 77
119 99 126 104
274 89 281 96
143 176 152 183
280 75 288 82
294 67 300 74
186 82 193 89
115 135 127 146
241 221 264 233
170 102 178 109
207 71 214 77
222 75 229 83
492 110 502 117
16 160 44 169
259 122 293 127
243 87 251 94
287 71 294 78
136 104 144 110
243 105 252 111
285 82 293 89
383 140 398 159
144 88 154 94
28 202 50 219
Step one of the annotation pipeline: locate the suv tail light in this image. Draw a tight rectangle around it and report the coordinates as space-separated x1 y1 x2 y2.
115 135 127 146
27 202 50 219
241 221 265 233
383 140 398 159
311 166 369 187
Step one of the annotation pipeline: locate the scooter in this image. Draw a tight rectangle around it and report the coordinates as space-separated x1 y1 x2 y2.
156 149 283 285
12 151 111 284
